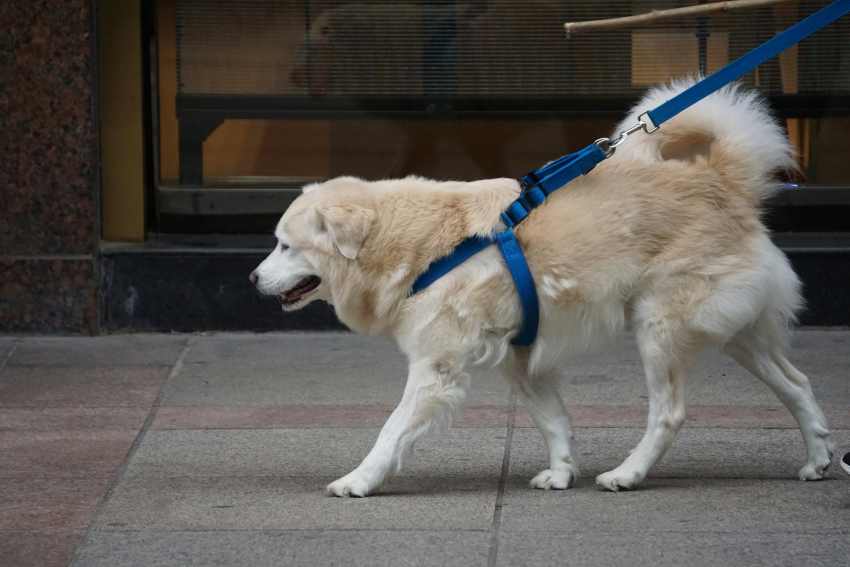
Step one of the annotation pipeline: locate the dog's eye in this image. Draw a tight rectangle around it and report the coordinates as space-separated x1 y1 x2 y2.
280 243 290 252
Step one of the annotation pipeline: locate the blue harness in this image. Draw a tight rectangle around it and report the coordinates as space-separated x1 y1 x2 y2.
410 0 850 346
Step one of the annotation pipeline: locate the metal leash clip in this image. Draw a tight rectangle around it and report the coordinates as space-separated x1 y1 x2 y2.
593 112 659 158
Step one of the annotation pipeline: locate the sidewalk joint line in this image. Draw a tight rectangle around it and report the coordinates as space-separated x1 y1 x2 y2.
67 336 195 567
82 527 495 534
0 341 18 374
67 526 850 535
487 393 516 567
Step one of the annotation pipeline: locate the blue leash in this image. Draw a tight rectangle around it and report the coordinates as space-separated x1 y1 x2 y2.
411 0 850 347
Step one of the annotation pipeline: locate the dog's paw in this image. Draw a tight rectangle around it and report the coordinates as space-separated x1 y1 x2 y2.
326 473 373 497
595 468 643 492
799 445 833 481
530 466 577 490
798 460 831 481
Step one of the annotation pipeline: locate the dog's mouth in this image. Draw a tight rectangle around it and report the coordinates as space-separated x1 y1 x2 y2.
280 275 322 306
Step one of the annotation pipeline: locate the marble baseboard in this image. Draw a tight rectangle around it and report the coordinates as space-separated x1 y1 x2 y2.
0 258 97 334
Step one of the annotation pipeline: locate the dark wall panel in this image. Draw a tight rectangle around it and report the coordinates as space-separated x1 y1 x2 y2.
0 1 99 333
99 249 850 333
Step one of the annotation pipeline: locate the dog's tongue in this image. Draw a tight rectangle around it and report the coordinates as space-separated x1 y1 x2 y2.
283 276 321 302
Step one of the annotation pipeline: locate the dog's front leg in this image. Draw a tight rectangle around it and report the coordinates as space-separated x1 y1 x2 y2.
326 358 469 497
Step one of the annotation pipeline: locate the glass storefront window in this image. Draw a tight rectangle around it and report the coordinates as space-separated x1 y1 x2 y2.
149 0 850 231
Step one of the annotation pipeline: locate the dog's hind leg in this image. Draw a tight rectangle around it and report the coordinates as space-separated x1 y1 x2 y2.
596 308 692 491
504 353 578 489
326 358 469 497
724 328 833 480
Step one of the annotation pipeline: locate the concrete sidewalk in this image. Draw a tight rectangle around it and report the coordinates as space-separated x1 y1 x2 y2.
1 330 848 567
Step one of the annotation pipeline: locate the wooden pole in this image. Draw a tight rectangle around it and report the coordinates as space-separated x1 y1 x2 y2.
564 0 795 37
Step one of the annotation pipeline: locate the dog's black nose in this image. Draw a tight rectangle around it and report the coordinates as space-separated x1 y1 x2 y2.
249 271 258 285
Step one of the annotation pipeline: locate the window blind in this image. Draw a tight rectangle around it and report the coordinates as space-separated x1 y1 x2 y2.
176 0 849 98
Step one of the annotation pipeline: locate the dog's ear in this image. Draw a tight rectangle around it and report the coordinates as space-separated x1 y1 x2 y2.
315 205 375 260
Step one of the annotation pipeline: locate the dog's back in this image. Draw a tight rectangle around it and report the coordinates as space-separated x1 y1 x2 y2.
518 80 801 356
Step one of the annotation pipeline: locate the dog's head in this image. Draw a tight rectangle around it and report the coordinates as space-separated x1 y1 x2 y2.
251 175 519 333
250 177 377 315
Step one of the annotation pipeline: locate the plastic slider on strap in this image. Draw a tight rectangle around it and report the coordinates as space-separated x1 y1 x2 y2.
500 199 530 228
519 171 540 191
525 186 546 207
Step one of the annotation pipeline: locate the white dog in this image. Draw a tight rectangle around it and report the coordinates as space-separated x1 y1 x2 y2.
250 80 833 496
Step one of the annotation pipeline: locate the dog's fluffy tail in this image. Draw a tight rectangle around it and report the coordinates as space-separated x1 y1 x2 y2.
612 78 797 201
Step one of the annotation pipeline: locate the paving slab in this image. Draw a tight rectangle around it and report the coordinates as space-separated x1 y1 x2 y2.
788 328 850 353
96 475 499 531
74 529 491 567
497 531 850 567
500 477 848 534
509 427 850 482
150 402 850 431
502 428 849 534
549 330 849 406
0 329 844 567
151 403 511 429
0 430 139 478
0 366 170 407
120 428 506 479
0 477 111 530
10 335 186 367
514 403 850 429
95 428 505 530
0 530 84 567
164 333 510 406
165 331 848 409
182 333 379 365
0 407 149 431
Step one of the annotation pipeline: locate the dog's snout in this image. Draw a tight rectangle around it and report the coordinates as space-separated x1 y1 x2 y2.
249 271 258 285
